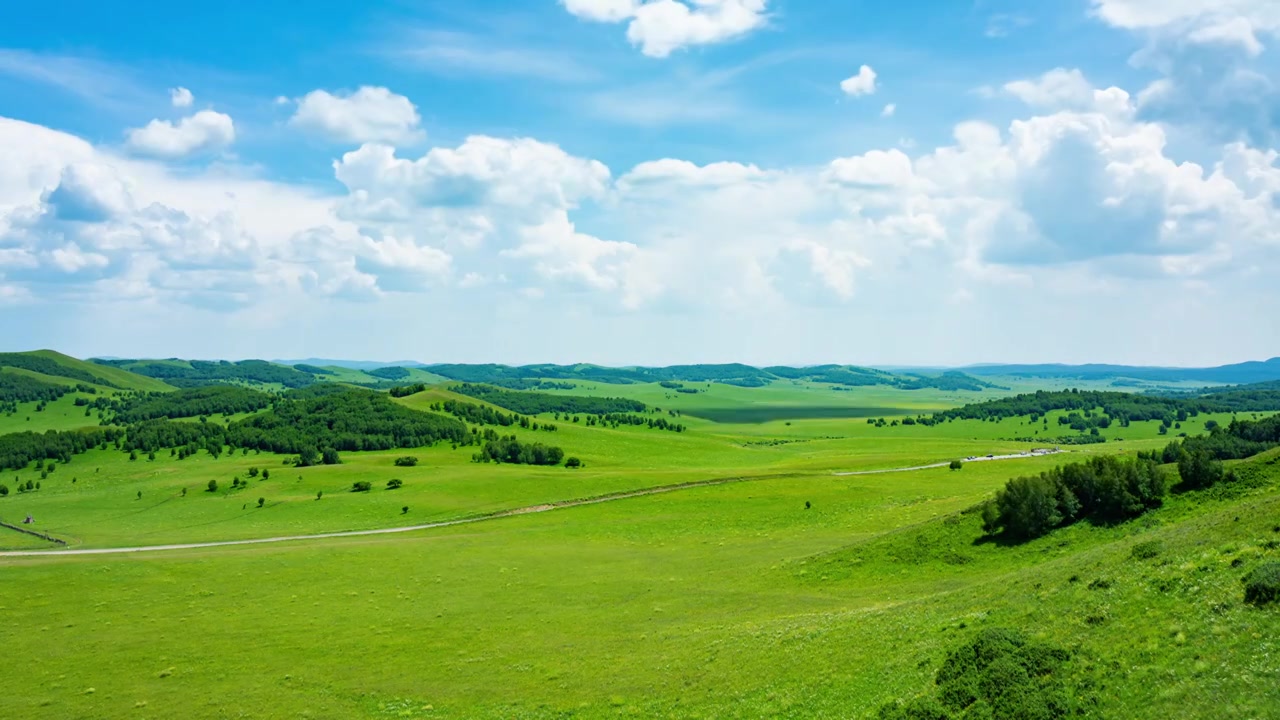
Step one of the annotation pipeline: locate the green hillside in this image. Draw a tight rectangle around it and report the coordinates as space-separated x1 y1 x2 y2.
0 350 172 392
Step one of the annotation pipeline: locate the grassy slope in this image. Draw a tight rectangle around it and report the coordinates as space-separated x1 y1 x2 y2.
15 350 174 392
0 382 1254 548
0 449 1276 718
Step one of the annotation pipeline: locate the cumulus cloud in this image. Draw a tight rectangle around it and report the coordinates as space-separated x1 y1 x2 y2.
840 65 877 97
170 87 193 108
1090 0 1280 54
562 0 769 58
289 86 424 145
125 110 235 158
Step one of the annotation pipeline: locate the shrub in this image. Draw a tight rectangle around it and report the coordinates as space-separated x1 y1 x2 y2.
401 506 409 514
351 481 372 493
262 469 269 480
207 479 218 493
386 479 403 490
322 447 342 465
394 456 419 467
1131 540 1162 560
248 467 259 478
0 484 7 497
880 627 1079 720
257 497 265 508
1243 562 1280 606
949 460 964 471
565 457 583 469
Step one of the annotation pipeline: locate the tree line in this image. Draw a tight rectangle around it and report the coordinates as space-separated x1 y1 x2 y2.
981 454 1167 541
936 387 1280 425
0 427 125 471
94 386 275 424
452 383 646 416
0 374 98 408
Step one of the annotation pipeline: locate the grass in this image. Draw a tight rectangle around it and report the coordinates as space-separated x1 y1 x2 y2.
0 380 1276 718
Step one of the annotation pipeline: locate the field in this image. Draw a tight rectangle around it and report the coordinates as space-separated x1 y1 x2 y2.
1 372 1278 719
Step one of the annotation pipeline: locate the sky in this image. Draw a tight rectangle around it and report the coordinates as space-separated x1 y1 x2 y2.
1 0 1279 367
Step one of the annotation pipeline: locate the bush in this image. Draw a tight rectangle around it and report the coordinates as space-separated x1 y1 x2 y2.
322 447 342 465
1131 540 1162 560
207 479 218 493
386 479 403 490
1244 562 1280 606
351 481 372 493
257 497 265 508
565 457 583 469
394 456 419 467
949 460 964 471
881 628 1079 720
0 484 7 497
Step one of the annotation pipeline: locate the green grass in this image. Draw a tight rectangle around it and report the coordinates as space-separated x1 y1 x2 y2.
3 350 174 392
1 450 1277 719
0 391 105 435
0 379 1277 718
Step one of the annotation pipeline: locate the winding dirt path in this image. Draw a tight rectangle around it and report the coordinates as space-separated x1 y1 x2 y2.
0 450 1063 558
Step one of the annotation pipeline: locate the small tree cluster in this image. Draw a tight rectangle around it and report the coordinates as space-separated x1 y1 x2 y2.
982 455 1166 541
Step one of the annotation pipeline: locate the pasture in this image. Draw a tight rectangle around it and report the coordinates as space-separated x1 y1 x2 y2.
0 374 1277 719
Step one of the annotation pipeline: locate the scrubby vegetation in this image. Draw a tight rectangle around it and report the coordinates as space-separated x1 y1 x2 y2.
1244 562 1280 606
878 628 1086 720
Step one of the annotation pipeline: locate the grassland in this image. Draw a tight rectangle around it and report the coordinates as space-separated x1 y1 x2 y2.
0 373 1277 718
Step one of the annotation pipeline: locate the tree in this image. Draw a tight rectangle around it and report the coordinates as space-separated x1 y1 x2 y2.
207 479 218 493
0 484 7 497
1178 447 1224 490
949 460 964 471
136 490 142 500
322 447 341 465
386 479 403 490
351 481 372 493
402 506 409 515
129 450 138 461
316 490 323 500
248 467 259 478
297 447 320 467
565 457 583 469
262 469 270 480
394 456 419 467
257 497 265 508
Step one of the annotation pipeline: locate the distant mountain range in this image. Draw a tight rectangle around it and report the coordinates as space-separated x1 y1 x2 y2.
956 358 1280 385
7 350 1280 393
272 359 430 371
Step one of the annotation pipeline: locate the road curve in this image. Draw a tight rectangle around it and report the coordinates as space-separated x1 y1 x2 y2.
0 450 1064 558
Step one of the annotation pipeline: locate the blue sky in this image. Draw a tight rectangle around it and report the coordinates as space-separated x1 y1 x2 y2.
1 0 1278 366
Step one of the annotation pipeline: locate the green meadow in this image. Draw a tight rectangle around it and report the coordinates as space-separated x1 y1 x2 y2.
0 360 1278 719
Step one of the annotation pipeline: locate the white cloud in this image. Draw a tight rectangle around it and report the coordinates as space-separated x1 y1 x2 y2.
882 103 897 118
840 65 877 97
170 87 194 108
1004 69 1095 110
125 110 235 158
562 0 769 58
289 87 424 145
828 149 915 188
1090 0 1280 53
